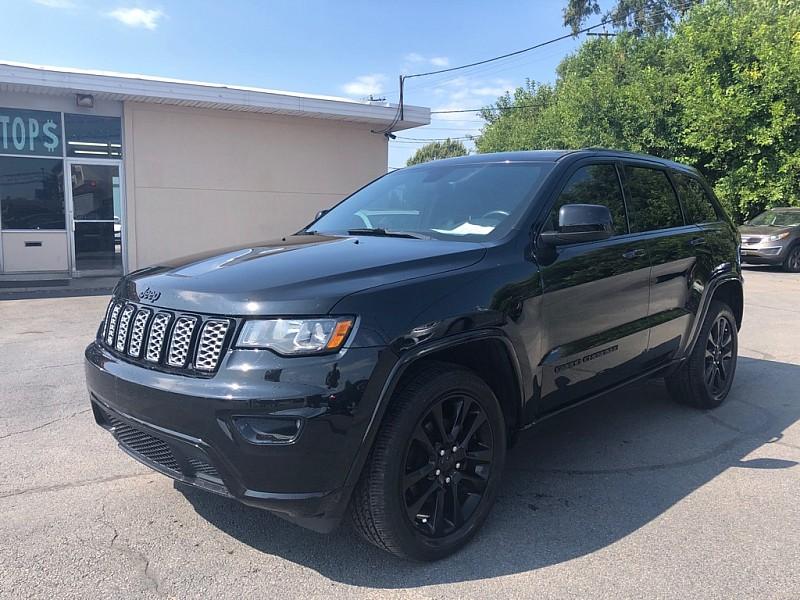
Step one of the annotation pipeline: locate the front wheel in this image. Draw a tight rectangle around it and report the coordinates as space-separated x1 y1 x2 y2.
666 300 738 409
783 244 800 273
350 362 506 561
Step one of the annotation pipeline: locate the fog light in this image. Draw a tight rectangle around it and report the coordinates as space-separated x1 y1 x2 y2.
232 416 302 444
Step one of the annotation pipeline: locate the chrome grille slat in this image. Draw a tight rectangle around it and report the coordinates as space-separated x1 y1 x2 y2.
105 302 122 346
146 312 172 363
114 304 136 352
127 309 152 357
167 316 198 367
194 320 230 371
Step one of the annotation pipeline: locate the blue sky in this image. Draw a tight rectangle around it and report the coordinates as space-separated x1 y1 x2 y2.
3 0 604 167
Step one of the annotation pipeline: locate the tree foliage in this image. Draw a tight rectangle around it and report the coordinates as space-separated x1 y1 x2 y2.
478 0 800 220
563 0 702 36
406 139 468 166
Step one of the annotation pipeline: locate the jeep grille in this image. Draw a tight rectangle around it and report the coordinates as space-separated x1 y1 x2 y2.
101 299 234 376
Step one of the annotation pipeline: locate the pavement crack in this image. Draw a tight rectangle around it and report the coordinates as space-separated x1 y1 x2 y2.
0 472 150 499
101 502 163 596
0 408 91 440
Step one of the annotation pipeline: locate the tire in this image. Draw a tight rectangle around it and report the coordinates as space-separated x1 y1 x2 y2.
783 244 800 273
350 361 506 561
666 300 738 409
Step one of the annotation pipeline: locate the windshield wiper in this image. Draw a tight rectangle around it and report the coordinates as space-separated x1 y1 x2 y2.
347 228 430 240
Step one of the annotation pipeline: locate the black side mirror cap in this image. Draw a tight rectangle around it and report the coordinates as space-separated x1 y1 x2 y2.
539 203 615 246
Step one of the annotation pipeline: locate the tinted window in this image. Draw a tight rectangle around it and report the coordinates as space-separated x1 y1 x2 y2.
625 166 684 232
312 162 552 241
64 114 122 158
672 173 718 223
0 156 65 230
546 164 627 235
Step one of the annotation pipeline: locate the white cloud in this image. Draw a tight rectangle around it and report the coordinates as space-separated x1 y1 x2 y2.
404 53 425 63
342 74 386 97
32 0 75 7
108 7 164 30
429 56 449 67
430 77 513 121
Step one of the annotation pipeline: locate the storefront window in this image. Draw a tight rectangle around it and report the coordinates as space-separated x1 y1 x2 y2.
65 113 122 158
0 156 65 230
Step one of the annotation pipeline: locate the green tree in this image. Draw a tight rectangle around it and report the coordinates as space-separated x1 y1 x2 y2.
563 0 702 36
406 139 468 166
478 0 800 221
674 0 800 219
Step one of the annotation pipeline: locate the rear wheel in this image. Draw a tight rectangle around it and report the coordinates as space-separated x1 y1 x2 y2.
783 244 800 273
350 362 506 561
666 300 738 409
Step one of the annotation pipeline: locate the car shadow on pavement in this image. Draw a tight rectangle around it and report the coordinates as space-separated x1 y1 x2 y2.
178 356 799 587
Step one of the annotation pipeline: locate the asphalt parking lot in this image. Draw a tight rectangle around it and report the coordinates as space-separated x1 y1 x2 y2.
1 267 798 599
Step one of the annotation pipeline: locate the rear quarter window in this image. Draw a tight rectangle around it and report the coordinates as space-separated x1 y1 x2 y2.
672 172 719 224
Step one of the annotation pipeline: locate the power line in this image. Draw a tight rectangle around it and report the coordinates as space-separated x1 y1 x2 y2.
431 105 539 114
403 20 613 80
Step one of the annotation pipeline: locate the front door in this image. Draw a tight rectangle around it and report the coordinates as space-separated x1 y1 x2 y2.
68 162 123 274
536 162 652 414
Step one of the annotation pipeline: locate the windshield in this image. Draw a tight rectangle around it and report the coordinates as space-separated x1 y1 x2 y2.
308 161 553 241
748 210 800 227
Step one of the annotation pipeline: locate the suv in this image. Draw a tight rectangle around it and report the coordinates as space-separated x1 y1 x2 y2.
738 207 800 272
85 150 743 561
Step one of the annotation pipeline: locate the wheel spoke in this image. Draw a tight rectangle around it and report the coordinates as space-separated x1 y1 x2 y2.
406 480 439 520
404 463 435 491
705 364 716 386
449 397 473 441
430 488 446 535
459 411 487 448
448 478 463 528
430 403 450 444
459 472 488 492
412 423 437 459
465 447 493 463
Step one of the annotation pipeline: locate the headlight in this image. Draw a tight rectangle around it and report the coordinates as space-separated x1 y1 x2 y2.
236 317 354 355
768 232 790 241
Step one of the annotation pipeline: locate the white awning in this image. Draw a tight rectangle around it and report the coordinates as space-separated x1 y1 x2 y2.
0 61 429 131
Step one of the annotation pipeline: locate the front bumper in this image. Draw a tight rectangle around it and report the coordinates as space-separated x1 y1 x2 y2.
740 243 790 265
85 340 389 532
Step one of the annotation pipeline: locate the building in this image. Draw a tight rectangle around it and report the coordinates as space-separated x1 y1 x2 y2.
0 61 428 280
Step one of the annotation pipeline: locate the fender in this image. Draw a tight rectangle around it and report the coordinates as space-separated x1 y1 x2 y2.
337 328 526 504
683 270 743 358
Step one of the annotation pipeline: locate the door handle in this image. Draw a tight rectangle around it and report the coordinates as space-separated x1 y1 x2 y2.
622 248 646 259
690 237 706 246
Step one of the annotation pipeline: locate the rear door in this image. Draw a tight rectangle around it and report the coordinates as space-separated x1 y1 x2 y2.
621 163 699 365
537 161 651 414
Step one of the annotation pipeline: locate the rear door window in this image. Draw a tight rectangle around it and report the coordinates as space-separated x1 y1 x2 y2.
624 166 685 232
546 164 628 236
672 172 719 223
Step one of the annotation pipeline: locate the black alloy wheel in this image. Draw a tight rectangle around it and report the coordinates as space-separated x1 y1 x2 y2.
350 362 506 561
402 392 494 538
704 313 735 400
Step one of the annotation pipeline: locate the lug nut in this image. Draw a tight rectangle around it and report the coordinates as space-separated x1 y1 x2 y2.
421 517 427 524
440 449 446 456
435 469 441 476
452 446 458 452
455 462 461 469
445 476 451 483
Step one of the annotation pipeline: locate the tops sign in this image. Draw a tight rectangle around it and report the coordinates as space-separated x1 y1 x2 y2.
0 108 62 157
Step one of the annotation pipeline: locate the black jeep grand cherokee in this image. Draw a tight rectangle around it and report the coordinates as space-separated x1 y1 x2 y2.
86 150 743 561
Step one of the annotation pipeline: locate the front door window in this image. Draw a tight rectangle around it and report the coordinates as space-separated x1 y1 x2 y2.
71 163 122 272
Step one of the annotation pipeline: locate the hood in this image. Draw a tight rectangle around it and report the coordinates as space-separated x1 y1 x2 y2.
117 234 486 315
738 225 793 236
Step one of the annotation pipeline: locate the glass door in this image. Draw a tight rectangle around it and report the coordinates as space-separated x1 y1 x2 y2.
68 163 123 274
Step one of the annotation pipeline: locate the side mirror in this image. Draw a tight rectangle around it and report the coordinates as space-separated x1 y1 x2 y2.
314 209 329 221
539 204 614 246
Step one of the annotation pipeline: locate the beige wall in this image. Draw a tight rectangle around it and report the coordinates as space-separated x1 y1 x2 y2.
123 103 388 270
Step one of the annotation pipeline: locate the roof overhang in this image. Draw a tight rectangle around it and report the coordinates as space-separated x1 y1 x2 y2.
0 61 429 131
